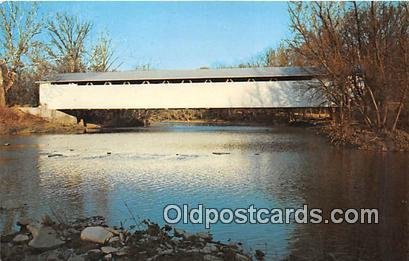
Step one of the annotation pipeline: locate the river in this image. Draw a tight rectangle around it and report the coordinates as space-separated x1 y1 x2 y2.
1 124 408 260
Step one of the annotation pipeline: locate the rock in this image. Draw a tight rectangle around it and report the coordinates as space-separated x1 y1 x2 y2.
103 254 112 260
105 227 120 235
86 249 102 260
174 228 193 239
27 223 41 237
17 218 32 227
202 243 218 253
212 152 230 155
4 143 10 146
119 232 125 243
203 254 224 261
48 153 63 158
235 253 251 261
60 249 75 260
38 249 62 261
12 234 29 243
115 246 129 256
158 249 173 255
67 228 79 234
163 242 172 249
80 226 113 244
28 225 65 250
186 249 200 254
101 246 118 254
196 232 212 241
171 237 182 245
255 249 265 260
108 236 119 243
67 254 86 261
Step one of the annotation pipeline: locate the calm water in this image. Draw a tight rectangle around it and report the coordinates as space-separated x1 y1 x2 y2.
1 124 408 260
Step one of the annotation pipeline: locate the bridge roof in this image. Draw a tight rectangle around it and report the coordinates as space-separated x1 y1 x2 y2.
45 67 321 83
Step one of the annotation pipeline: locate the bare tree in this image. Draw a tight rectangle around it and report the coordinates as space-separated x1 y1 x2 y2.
0 2 42 105
0 2 42 72
46 13 92 73
288 1 409 131
88 33 119 72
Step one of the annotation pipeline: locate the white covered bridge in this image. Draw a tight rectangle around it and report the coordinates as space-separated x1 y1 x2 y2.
39 67 326 110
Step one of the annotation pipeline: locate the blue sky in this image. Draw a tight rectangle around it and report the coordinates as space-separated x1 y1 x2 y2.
36 2 291 70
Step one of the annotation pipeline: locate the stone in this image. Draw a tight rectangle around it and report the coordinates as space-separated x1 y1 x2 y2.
108 236 119 243
86 249 102 260
101 246 118 254
174 228 193 239
28 225 65 250
4 143 10 146
67 254 86 261
235 253 251 261
105 227 120 235
203 254 224 261
12 234 30 243
119 232 125 243
37 249 62 261
48 153 63 158
17 218 32 227
158 249 173 255
255 249 265 260
80 226 113 244
67 228 79 234
115 246 129 256
61 249 75 260
196 232 212 241
103 254 112 260
27 223 41 237
171 237 182 244
202 243 218 253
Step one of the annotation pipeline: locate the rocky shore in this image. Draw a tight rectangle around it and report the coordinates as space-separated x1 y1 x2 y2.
0 216 259 261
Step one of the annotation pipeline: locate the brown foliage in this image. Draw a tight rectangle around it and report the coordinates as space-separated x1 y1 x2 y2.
289 2 409 131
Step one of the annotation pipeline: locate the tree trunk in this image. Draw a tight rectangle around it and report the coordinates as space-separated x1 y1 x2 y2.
0 65 5 107
0 62 14 108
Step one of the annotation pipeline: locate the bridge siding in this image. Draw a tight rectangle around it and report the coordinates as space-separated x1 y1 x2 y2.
39 81 325 110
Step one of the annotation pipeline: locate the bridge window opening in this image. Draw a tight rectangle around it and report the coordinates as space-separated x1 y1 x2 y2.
51 75 316 86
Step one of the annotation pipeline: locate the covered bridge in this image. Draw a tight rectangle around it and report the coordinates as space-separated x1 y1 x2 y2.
39 67 326 110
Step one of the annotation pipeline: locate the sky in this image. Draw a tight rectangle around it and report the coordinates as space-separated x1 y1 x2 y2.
36 2 291 70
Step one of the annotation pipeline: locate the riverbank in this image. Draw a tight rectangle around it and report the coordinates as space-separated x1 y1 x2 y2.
0 107 85 135
0 215 257 261
317 124 409 152
2 106 408 152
